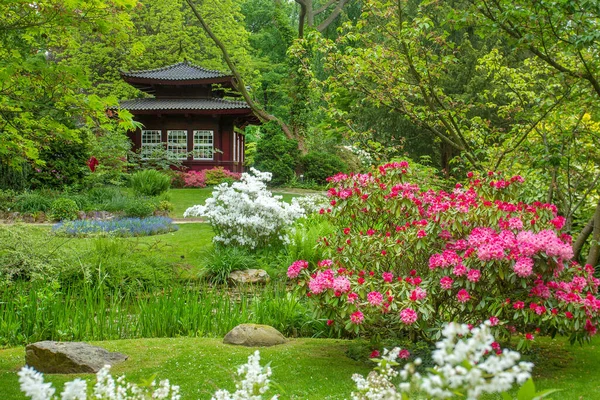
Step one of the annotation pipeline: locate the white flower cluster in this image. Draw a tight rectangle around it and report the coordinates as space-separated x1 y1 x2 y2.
352 322 534 400
212 351 278 400
18 364 180 400
184 168 307 248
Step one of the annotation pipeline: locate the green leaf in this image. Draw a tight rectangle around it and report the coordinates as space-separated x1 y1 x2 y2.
517 378 536 400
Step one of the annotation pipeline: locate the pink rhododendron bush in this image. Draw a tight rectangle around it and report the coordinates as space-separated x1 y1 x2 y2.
288 162 600 348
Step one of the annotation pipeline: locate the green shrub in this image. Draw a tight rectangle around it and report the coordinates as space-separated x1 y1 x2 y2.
129 170 171 197
86 186 123 205
254 123 300 186
157 200 174 213
50 198 79 221
124 200 155 218
15 192 53 213
201 246 255 284
300 151 348 185
0 189 18 211
0 226 67 284
286 217 335 266
205 167 241 185
167 170 186 188
61 194 91 211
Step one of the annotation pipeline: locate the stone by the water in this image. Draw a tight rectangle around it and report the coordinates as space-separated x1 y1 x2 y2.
229 269 270 284
25 341 128 374
223 324 286 347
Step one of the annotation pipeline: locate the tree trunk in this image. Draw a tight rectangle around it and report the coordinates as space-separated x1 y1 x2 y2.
585 197 600 267
573 218 594 263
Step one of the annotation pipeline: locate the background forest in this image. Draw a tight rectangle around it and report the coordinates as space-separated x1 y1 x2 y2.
1 0 600 266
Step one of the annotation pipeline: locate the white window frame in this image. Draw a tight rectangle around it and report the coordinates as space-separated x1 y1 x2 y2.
140 129 162 159
193 130 214 160
167 130 188 160
233 131 237 162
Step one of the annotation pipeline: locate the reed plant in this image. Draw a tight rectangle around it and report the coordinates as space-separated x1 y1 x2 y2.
0 282 320 347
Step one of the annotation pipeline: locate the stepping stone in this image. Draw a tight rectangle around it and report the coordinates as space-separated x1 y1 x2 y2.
25 341 128 374
229 269 270 284
223 324 286 347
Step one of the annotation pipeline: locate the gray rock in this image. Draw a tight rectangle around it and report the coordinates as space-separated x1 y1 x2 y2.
223 324 286 347
25 341 128 374
229 269 270 284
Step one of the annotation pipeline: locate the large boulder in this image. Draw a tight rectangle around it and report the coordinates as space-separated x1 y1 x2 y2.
223 324 286 347
25 341 128 374
229 269 270 284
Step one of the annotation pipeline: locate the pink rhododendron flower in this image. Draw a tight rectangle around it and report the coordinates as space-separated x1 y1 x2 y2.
326 319 334 326
287 260 308 278
332 276 351 293
417 230 427 238
398 349 410 359
508 217 524 230
347 292 358 303
453 264 467 276
369 350 380 358
409 287 427 301
367 291 384 306
350 311 364 324
525 333 534 341
513 257 534 278
400 308 418 324
317 259 333 267
457 289 471 303
513 301 525 309
440 276 453 290
467 269 481 282
308 269 334 294
489 316 499 326
382 272 393 283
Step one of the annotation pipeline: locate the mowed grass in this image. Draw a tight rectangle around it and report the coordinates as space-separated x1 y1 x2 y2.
168 188 312 218
18 223 214 279
1 336 599 399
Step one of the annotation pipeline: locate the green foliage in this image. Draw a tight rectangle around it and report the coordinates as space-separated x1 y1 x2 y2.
0 162 31 191
300 151 348 185
200 246 255 284
157 200 174 213
49 198 79 222
29 136 90 189
124 199 156 218
0 189 18 212
0 226 67 284
14 193 53 214
204 167 240 185
130 170 171 197
286 217 335 266
253 123 300 186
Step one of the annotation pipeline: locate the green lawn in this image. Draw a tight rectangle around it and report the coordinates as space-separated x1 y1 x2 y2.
20 223 214 279
1 336 599 399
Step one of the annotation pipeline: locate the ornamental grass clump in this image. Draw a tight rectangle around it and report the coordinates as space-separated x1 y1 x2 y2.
184 168 306 249
52 217 178 237
288 162 600 348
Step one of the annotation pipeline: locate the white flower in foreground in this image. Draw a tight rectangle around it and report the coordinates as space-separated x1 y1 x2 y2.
352 322 533 400
211 351 278 400
19 364 180 400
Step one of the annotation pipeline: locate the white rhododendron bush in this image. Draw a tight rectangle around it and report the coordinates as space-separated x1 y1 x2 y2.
184 168 320 249
20 323 553 400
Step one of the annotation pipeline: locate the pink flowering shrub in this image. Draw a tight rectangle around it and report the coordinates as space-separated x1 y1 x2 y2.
184 170 207 188
288 162 600 348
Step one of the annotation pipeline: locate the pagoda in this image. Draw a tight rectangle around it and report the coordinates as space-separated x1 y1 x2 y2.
119 61 260 172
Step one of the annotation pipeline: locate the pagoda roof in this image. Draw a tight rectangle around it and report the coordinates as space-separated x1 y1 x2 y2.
121 61 231 82
118 98 251 114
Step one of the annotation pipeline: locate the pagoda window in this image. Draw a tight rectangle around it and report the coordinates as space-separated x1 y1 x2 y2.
140 130 162 159
193 130 214 160
167 130 188 160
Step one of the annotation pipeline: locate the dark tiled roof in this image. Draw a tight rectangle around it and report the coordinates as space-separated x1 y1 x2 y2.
119 98 250 111
121 61 230 81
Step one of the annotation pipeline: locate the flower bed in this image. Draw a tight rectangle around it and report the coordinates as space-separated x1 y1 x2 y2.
52 217 178 237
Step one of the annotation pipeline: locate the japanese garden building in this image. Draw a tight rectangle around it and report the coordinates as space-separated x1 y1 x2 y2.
119 61 259 173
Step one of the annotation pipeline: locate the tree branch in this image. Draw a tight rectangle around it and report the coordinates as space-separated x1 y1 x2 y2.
316 0 346 32
184 0 293 139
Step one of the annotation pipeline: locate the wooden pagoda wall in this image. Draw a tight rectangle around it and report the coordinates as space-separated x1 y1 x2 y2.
127 114 244 173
